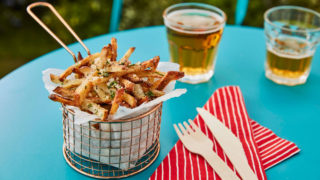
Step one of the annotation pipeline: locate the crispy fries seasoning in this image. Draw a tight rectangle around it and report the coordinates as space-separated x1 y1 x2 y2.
48 38 184 121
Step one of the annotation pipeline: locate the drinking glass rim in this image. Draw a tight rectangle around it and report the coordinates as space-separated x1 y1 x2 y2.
163 2 227 32
264 5 320 33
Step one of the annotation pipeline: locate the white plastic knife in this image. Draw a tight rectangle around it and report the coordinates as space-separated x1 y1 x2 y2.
197 108 259 180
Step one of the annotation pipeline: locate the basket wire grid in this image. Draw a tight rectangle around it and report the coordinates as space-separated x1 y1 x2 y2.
62 103 162 178
26 2 163 178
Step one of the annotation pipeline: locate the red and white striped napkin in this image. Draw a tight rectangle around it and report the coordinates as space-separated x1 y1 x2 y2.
150 86 299 180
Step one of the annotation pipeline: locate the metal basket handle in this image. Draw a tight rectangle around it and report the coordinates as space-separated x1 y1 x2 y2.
27 2 91 63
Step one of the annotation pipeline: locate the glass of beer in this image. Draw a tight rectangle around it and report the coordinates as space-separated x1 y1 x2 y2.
264 6 320 85
163 3 226 84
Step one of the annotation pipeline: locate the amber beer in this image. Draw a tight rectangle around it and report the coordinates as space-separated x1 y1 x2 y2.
264 6 320 85
265 37 313 83
164 5 226 84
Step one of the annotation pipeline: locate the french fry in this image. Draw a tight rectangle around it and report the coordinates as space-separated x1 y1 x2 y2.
119 78 135 92
120 101 131 108
104 64 127 72
119 47 135 64
138 97 149 105
133 84 146 100
124 73 142 83
50 74 61 84
111 37 117 61
123 92 137 107
97 45 111 69
150 89 165 97
119 58 158 76
73 67 84 78
111 57 159 78
49 94 76 106
53 87 74 97
93 84 112 102
51 74 84 88
150 78 161 90
140 81 152 88
91 76 112 85
74 75 94 106
112 63 147 77
110 89 125 115
141 56 160 71
134 70 164 78
61 79 84 88
155 71 185 90
49 37 184 121
93 84 107 97
59 53 99 81
144 89 164 100
87 97 111 104
81 100 109 120
78 66 92 76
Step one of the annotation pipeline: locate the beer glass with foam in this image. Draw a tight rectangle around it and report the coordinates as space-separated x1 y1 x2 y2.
163 3 226 84
264 6 320 85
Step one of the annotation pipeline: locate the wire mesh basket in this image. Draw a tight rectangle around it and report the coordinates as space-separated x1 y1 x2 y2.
26 2 163 178
62 103 162 179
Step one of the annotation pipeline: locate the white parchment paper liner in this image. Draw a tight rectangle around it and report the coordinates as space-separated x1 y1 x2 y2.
63 104 161 170
43 62 187 170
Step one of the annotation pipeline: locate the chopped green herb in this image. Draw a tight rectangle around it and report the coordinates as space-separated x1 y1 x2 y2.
88 103 93 108
110 91 115 99
128 64 135 67
146 90 154 98
108 81 117 88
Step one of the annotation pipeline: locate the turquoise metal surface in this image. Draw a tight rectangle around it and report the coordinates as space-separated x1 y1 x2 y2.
0 26 319 179
235 0 249 25
109 0 123 32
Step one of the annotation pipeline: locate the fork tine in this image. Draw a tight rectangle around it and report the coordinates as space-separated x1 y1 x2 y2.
188 119 200 132
178 123 188 135
183 121 194 133
173 124 183 139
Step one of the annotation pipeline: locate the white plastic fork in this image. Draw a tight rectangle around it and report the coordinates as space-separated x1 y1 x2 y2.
173 120 240 180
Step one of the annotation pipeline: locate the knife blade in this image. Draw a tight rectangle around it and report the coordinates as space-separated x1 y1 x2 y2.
197 108 259 180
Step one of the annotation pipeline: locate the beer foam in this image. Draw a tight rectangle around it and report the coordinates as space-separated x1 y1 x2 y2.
267 46 314 59
267 35 315 59
165 9 224 34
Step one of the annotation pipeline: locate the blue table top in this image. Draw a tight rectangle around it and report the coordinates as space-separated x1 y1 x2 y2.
1 25 319 179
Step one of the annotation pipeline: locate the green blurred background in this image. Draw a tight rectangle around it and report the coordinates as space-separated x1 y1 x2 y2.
0 0 319 78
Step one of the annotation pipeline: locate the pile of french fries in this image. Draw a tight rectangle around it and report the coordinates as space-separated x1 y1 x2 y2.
49 38 184 121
